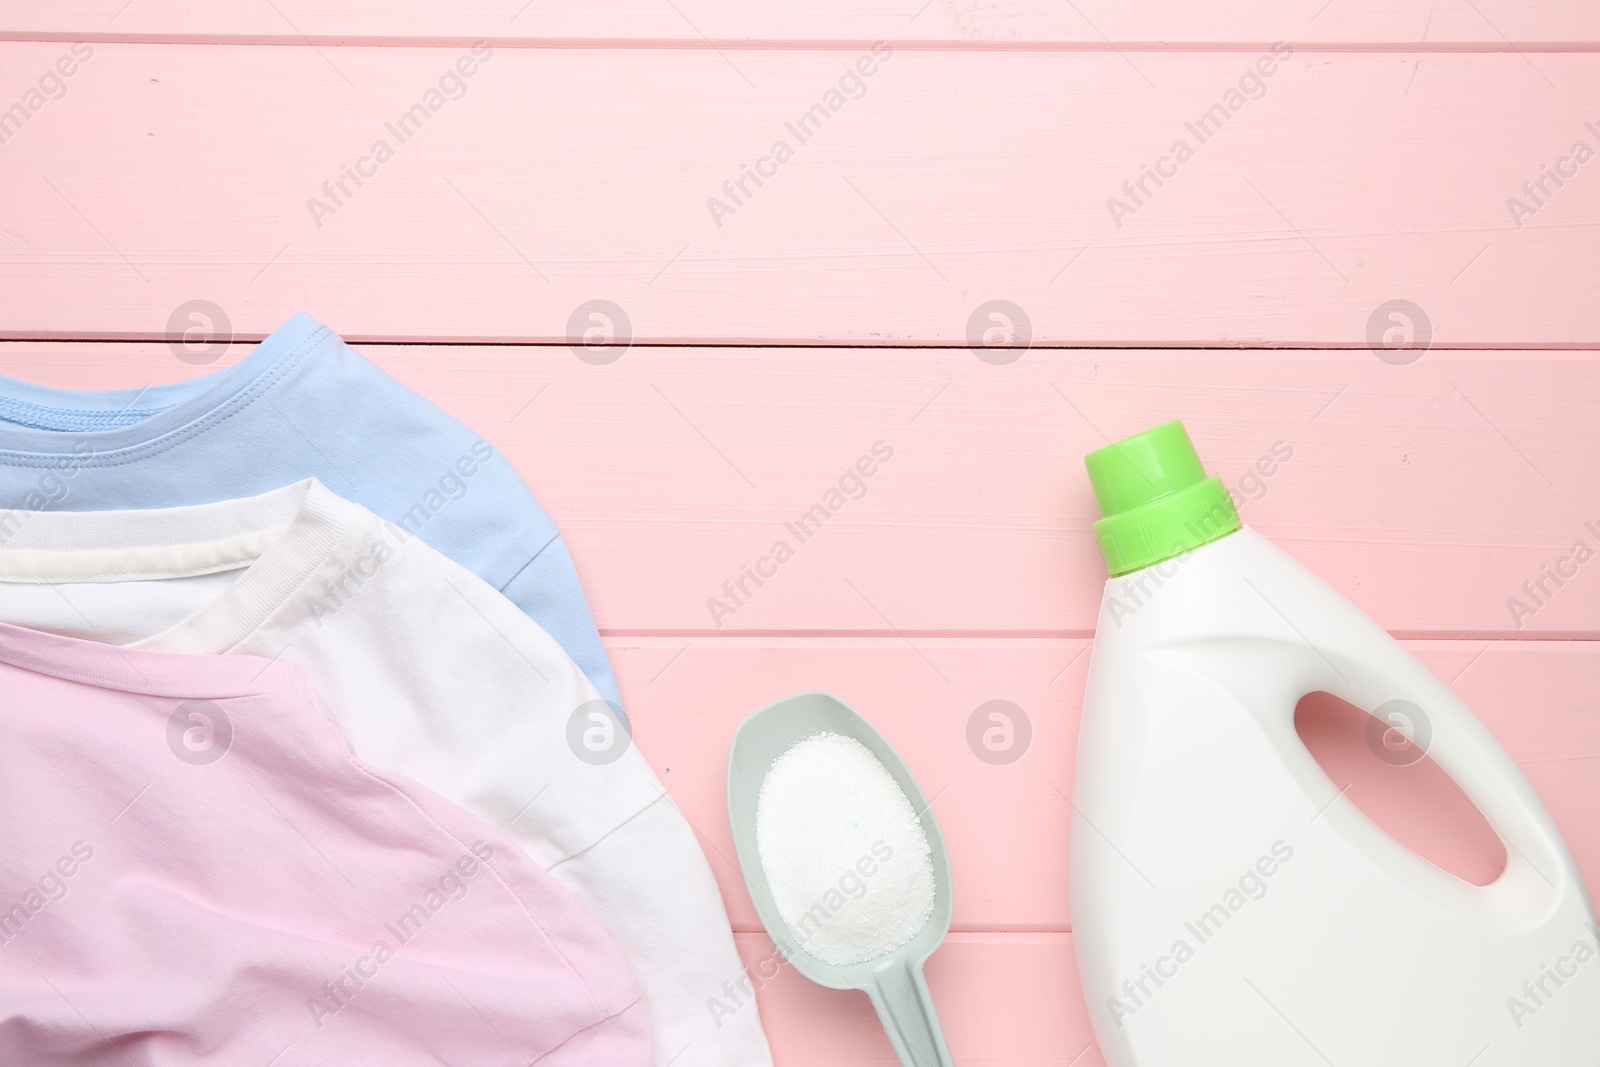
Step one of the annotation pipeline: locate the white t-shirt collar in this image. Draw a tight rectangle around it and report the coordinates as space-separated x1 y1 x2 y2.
0 478 355 654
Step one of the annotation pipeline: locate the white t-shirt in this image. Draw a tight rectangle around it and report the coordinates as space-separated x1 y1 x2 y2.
0 480 771 1067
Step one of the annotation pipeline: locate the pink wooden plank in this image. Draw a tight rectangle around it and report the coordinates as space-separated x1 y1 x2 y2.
4 344 1593 637
733 932 1094 1067
1 45 1597 345
616 637 1600 932
3 0 1597 46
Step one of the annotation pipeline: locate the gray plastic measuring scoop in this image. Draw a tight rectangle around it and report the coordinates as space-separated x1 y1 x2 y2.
727 691 956 1067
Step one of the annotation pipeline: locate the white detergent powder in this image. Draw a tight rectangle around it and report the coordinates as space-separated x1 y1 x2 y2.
755 732 936 967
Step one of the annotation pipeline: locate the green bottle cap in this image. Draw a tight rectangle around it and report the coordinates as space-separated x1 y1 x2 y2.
1083 420 1240 576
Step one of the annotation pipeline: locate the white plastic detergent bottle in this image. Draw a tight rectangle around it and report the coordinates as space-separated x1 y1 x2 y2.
1070 420 1600 1067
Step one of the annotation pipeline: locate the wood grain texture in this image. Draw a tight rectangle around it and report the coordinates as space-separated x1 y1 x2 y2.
1 45 1598 345
4 18 1598 1062
617 637 1600 932
3 0 1598 47
3 344 1594 637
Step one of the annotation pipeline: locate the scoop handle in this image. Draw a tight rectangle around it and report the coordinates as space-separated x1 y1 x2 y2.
863 957 955 1067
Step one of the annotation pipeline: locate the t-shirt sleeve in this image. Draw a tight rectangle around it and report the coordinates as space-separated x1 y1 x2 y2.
278 334 622 710
340 532 773 1067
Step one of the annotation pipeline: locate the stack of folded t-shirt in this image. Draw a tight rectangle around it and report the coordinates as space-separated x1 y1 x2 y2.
0 314 774 1067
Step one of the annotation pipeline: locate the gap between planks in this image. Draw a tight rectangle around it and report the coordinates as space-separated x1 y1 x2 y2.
601 630 1600 641
8 338 1600 354
4 34 1600 52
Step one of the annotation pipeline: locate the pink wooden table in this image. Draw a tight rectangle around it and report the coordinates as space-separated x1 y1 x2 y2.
3 6 1598 1063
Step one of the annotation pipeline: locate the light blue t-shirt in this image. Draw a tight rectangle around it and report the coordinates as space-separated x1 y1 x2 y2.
0 313 621 715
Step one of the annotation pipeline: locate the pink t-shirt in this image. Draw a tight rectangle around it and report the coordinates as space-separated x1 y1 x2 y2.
0 621 651 1066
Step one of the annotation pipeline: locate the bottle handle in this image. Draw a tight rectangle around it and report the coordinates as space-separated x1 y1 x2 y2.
1285 640 1572 910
